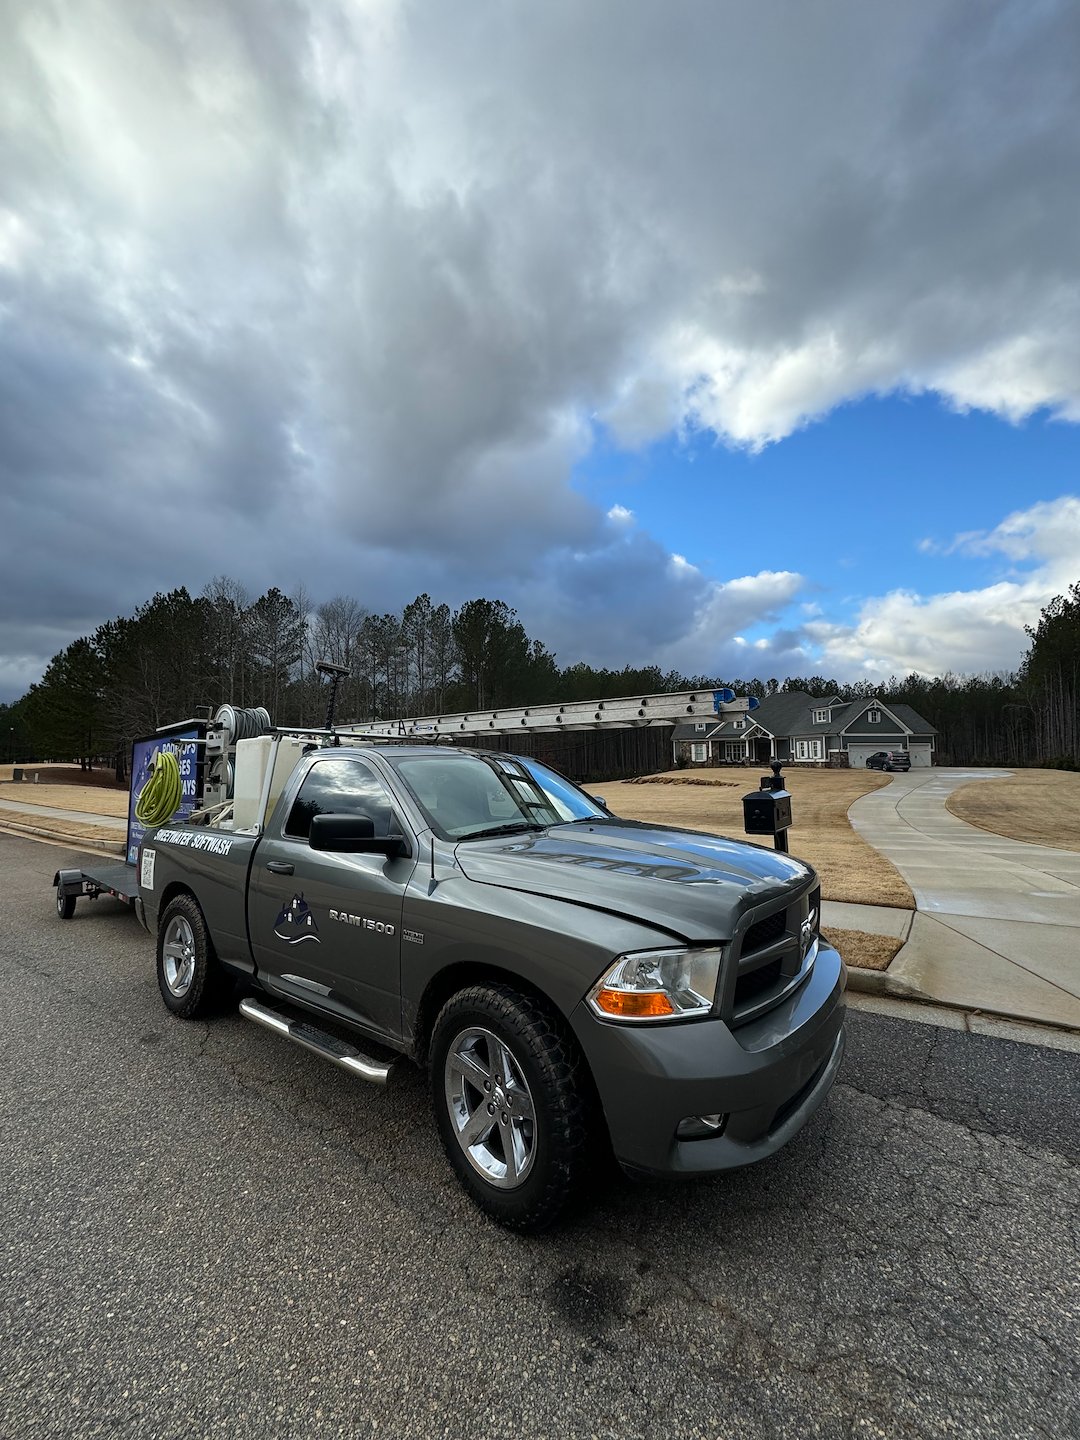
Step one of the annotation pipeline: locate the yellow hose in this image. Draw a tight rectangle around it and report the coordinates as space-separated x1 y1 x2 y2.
135 748 184 826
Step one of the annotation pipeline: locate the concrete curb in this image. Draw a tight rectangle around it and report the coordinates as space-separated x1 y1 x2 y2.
0 818 124 857
845 966 927 1000
844 961 1080 1033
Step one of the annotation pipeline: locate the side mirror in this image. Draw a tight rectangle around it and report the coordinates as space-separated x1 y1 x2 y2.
590 795 610 811
309 813 409 858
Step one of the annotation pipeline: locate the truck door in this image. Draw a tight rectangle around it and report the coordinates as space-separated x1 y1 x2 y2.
248 755 417 1040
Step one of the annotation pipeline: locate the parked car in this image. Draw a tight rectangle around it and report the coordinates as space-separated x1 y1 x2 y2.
865 751 911 772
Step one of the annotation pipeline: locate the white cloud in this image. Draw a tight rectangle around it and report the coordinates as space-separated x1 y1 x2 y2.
808 497 1080 677
949 496 1080 564
656 571 808 677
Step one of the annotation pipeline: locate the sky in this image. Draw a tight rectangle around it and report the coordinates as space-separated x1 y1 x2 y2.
1 0 1079 705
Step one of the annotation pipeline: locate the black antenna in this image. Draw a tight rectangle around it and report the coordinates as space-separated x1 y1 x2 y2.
316 660 350 733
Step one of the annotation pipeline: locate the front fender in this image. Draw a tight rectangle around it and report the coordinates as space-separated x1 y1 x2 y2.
399 872 674 1039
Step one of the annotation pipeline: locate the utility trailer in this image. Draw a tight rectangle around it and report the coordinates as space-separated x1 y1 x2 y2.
53 858 142 919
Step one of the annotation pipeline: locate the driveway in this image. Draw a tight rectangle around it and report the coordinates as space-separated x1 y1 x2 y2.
849 769 1080 1028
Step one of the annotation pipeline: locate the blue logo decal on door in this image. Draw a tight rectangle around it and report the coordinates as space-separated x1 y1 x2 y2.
274 893 321 945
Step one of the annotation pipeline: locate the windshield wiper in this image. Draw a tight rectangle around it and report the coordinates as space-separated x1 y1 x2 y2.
459 821 547 841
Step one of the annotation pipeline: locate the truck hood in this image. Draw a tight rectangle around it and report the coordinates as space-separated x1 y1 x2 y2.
453 819 813 943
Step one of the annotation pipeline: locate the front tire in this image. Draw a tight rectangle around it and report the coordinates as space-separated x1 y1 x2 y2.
56 890 76 920
430 983 594 1232
156 894 224 1018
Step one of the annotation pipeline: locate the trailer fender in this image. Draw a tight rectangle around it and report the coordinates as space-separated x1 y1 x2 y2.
53 868 85 898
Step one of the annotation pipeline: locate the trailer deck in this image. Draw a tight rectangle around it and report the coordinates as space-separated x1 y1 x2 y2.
53 861 140 919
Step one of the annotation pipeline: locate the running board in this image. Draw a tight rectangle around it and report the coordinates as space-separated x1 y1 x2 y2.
239 997 395 1086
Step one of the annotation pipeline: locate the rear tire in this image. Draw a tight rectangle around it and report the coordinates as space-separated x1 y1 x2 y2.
156 894 225 1019
430 983 595 1232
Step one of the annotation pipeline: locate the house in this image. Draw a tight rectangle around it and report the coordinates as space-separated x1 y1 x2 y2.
672 692 937 769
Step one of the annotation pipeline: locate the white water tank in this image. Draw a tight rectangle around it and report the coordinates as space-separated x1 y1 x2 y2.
232 736 308 828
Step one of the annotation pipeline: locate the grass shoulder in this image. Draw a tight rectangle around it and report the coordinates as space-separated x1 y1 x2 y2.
945 768 1080 852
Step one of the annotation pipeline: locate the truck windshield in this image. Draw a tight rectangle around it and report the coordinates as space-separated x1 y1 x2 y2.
390 754 608 840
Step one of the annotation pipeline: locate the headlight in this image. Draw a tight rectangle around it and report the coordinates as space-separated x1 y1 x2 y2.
587 947 724 1022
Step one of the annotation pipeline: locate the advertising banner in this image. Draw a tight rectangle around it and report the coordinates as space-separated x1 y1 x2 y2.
127 725 203 865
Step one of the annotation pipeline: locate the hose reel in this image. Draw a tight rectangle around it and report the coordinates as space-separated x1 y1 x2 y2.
206 706 271 804
213 705 272 743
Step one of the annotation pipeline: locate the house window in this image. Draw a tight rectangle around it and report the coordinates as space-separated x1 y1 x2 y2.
812 708 831 723
691 743 707 763
695 722 706 732
794 738 824 761
733 718 744 729
724 741 744 761
867 708 881 723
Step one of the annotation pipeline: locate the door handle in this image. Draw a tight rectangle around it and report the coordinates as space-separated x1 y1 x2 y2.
266 860 294 875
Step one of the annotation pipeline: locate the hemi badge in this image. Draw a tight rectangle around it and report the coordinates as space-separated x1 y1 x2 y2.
403 929 425 945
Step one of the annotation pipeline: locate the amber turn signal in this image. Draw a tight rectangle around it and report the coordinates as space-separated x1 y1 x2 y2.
592 988 676 1019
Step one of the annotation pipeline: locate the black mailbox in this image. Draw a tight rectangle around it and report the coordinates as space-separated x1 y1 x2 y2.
742 787 792 836
743 761 793 851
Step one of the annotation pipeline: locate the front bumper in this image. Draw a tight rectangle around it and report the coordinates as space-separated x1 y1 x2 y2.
571 942 846 1176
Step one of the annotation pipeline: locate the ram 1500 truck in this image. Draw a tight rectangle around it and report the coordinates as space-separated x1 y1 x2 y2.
137 744 846 1231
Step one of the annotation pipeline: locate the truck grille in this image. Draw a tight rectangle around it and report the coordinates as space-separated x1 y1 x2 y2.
735 955 783 1005
742 910 787 956
727 883 819 1026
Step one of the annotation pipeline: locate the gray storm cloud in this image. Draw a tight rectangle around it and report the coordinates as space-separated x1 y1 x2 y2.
1 0 1078 699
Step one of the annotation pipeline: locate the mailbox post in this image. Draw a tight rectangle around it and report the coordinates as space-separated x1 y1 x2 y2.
742 760 793 853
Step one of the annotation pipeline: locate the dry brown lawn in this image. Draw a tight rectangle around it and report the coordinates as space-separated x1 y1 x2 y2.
0 777 128 817
601 768 914 908
946 768 1080 851
823 927 903 971
0 761 124 789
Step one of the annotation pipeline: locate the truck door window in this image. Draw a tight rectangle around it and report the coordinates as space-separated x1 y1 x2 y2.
285 759 399 841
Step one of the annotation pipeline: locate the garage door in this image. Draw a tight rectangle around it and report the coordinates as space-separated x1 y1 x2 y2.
907 743 932 767
847 744 889 768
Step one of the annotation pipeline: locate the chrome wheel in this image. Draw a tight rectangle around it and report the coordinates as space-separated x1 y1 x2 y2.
444 1026 537 1189
162 915 197 997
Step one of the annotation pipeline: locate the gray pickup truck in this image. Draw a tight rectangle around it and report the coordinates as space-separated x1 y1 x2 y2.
137 744 846 1230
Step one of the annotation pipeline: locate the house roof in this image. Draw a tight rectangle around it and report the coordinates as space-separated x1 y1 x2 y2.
724 692 938 739
728 691 815 736
881 702 938 736
673 694 938 741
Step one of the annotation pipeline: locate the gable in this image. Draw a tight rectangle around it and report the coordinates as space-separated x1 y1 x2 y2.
671 721 722 742
841 699 910 734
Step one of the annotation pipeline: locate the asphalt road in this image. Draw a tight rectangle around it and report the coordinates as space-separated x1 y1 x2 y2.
2 834 1078 1440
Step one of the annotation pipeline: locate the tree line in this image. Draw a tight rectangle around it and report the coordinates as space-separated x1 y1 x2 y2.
2 578 1077 776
